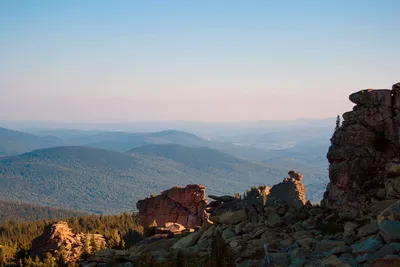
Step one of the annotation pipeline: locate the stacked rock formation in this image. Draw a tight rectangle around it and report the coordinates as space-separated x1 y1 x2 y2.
136 184 208 229
268 170 307 208
30 221 104 263
323 83 400 218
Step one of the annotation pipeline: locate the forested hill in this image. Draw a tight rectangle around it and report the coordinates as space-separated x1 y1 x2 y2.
0 146 287 214
0 201 87 225
129 144 244 170
0 127 64 156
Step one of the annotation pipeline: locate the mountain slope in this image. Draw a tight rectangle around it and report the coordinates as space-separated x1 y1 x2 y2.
130 144 243 170
0 201 86 225
83 130 212 151
0 146 287 214
0 127 64 156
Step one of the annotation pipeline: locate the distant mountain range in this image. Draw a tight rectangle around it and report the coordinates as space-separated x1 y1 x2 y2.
0 145 292 214
0 200 86 225
0 127 64 156
0 125 331 210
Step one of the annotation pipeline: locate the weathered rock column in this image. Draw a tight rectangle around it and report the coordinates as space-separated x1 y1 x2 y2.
322 84 400 217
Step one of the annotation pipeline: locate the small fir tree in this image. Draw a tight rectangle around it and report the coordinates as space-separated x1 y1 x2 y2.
89 235 98 254
335 115 341 132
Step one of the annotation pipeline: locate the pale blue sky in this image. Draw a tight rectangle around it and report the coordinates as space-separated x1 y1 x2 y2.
1 0 399 122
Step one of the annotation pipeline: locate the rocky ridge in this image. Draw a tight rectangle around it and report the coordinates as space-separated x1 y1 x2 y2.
37 83 400 266
83 189 400 267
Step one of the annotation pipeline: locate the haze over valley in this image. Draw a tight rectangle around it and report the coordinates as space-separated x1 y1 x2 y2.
0 118 332 214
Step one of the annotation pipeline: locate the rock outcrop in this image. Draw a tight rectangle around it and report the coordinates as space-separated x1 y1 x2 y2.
137 184 208 229
30 221 104 263
84 83 400 267
323 83 400 218
268 170 307 208
85 199 400 267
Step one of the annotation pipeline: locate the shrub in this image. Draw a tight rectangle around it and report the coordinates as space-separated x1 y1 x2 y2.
243 186 267 210
144 220 158 237
206 230 234 267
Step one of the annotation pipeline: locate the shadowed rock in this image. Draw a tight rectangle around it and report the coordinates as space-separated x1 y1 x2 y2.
323 83 400 218
268 170 306 209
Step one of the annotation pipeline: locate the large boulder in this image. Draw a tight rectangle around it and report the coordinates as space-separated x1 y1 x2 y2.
136 184 208 228
322 83 400 217
30 221 104 263
268 171 306 208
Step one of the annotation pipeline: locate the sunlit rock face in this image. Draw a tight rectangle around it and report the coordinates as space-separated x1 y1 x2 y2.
136 184 208 228
30 221 104 263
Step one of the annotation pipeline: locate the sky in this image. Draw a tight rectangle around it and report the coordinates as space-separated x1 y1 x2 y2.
1 0 400 122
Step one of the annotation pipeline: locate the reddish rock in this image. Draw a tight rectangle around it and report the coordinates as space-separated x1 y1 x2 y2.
268 171 306 209
30 221 104 263
136 184 208 229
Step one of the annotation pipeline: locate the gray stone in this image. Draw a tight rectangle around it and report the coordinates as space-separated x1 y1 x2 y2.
235 259 258 267
355 253 376 264
171 230 203 249
269 253 289 266
321 255 343 266
357 221 379 237
384 254 400 259
297 238 317 249
350 237 383 254
265 213 283 227
375 242 400 257
293 230 312 241
250 228 266 239
343 222 358 238
338 253 357 267
379 220 400 243
290 248 306 262
314 240 345 253
221 228 235 240
325 245 352 256
208 195 235 203
217 209 247 225
289 257 306 267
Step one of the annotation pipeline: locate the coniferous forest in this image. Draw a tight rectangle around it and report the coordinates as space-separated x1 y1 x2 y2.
0 213 143 266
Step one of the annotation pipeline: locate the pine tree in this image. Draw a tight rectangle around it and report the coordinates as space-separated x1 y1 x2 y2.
34 255 42 266
335 115 341 132
55 244 68 266
107 229 121 249
43 252 56 267
80 235 91 261
89 235 98 254
100 240 106 250
209 230 234 267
